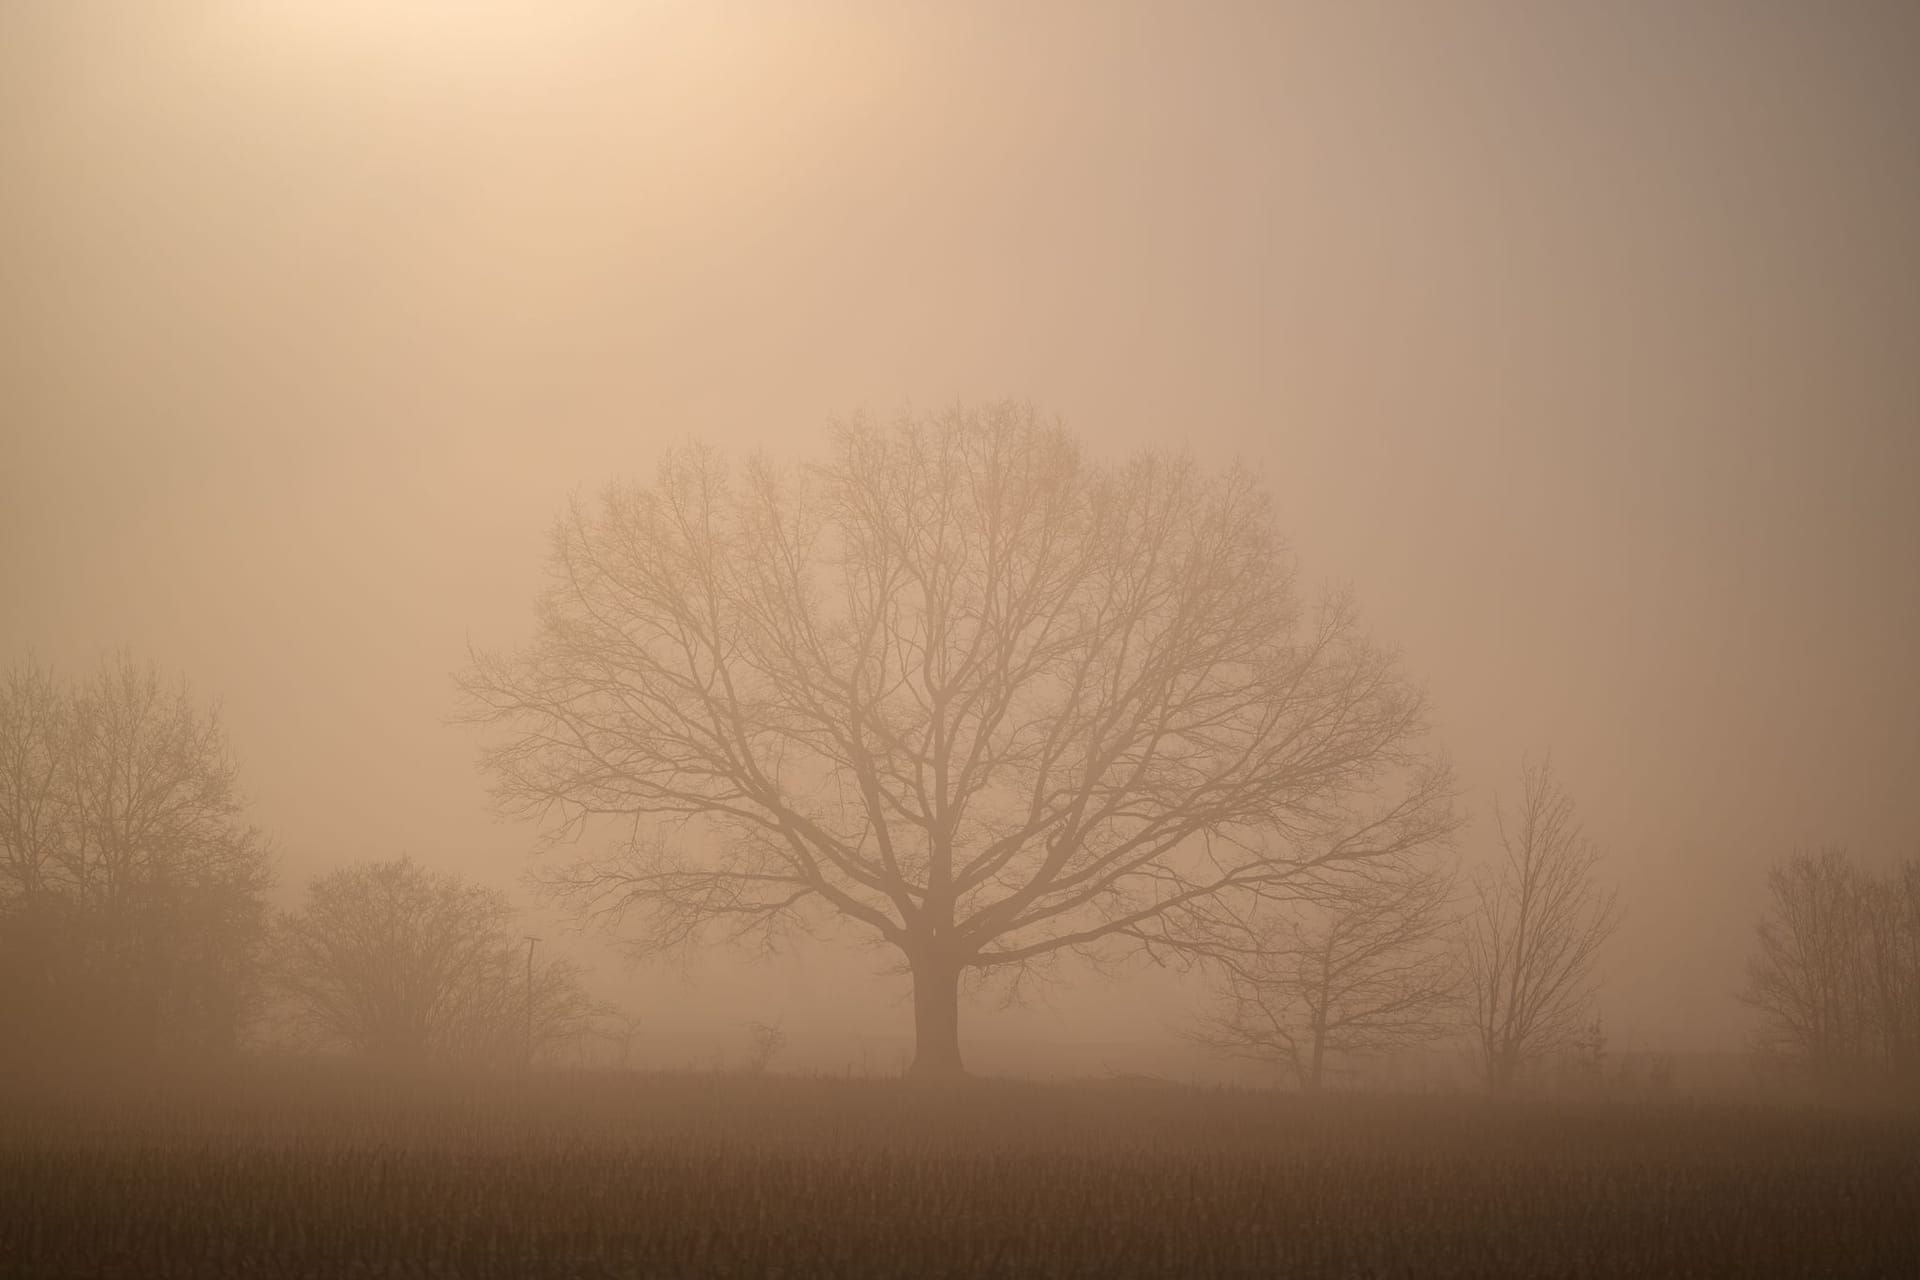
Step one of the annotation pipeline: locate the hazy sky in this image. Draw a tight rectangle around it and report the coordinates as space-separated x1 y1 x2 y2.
4 1 1916 1059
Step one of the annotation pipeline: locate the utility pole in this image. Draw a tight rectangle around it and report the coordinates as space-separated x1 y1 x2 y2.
523 935 541 1069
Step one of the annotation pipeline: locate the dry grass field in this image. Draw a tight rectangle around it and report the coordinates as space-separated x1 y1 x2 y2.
3 1067 1915 1278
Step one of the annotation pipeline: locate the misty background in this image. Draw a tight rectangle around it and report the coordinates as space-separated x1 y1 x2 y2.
4 1 1916 1068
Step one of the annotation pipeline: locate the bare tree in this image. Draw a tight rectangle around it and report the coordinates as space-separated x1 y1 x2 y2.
607 1007 646 1069
1743 848 1920 1088
272 857 600 1065
1193 857 1458 1090
459 404 1451 1077
1464 758 1620 1092
0 660 65 903
0 654 271 1061
743 1020 788 1074
1863 858 1920 1086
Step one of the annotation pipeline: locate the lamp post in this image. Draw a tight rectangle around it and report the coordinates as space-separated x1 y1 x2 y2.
523 935 541 1069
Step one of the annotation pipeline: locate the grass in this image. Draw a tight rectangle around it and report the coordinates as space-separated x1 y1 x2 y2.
2 1065 1915 1277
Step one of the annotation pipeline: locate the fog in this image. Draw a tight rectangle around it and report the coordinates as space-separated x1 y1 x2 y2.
5 0 1916 1074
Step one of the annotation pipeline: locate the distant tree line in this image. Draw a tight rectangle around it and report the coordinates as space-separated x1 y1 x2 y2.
1 656 597 1071
9 407 1908 1099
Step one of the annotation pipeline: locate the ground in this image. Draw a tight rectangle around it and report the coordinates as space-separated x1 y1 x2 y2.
2 1065 1915 1277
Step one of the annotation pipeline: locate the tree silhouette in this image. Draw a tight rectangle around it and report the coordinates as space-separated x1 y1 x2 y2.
1743 847 1920 1089
272 857 599 1065
0 654 270 1061
1194 856 1458 1090
1463 758 1620 1091
460 404 1450 1077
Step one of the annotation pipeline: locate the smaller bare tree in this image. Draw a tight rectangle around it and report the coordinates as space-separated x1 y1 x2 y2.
1566 1014 1608 1092
743 1020 788 1075
1861 859 1920 1085
607 1008 646 1069
272 858 600 1065
1464 758 1620 1092
1194 858 1458 1091
1743 848 1920 1088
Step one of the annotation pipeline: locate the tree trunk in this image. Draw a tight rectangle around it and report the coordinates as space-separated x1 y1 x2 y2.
908 951 965 1079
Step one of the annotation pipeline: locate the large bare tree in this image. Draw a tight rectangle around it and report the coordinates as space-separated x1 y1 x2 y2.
272 857 601 1065
0 654 271 1060
459 404 1450 1077
1193 855 1459 1090
1464 758 1620 1091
